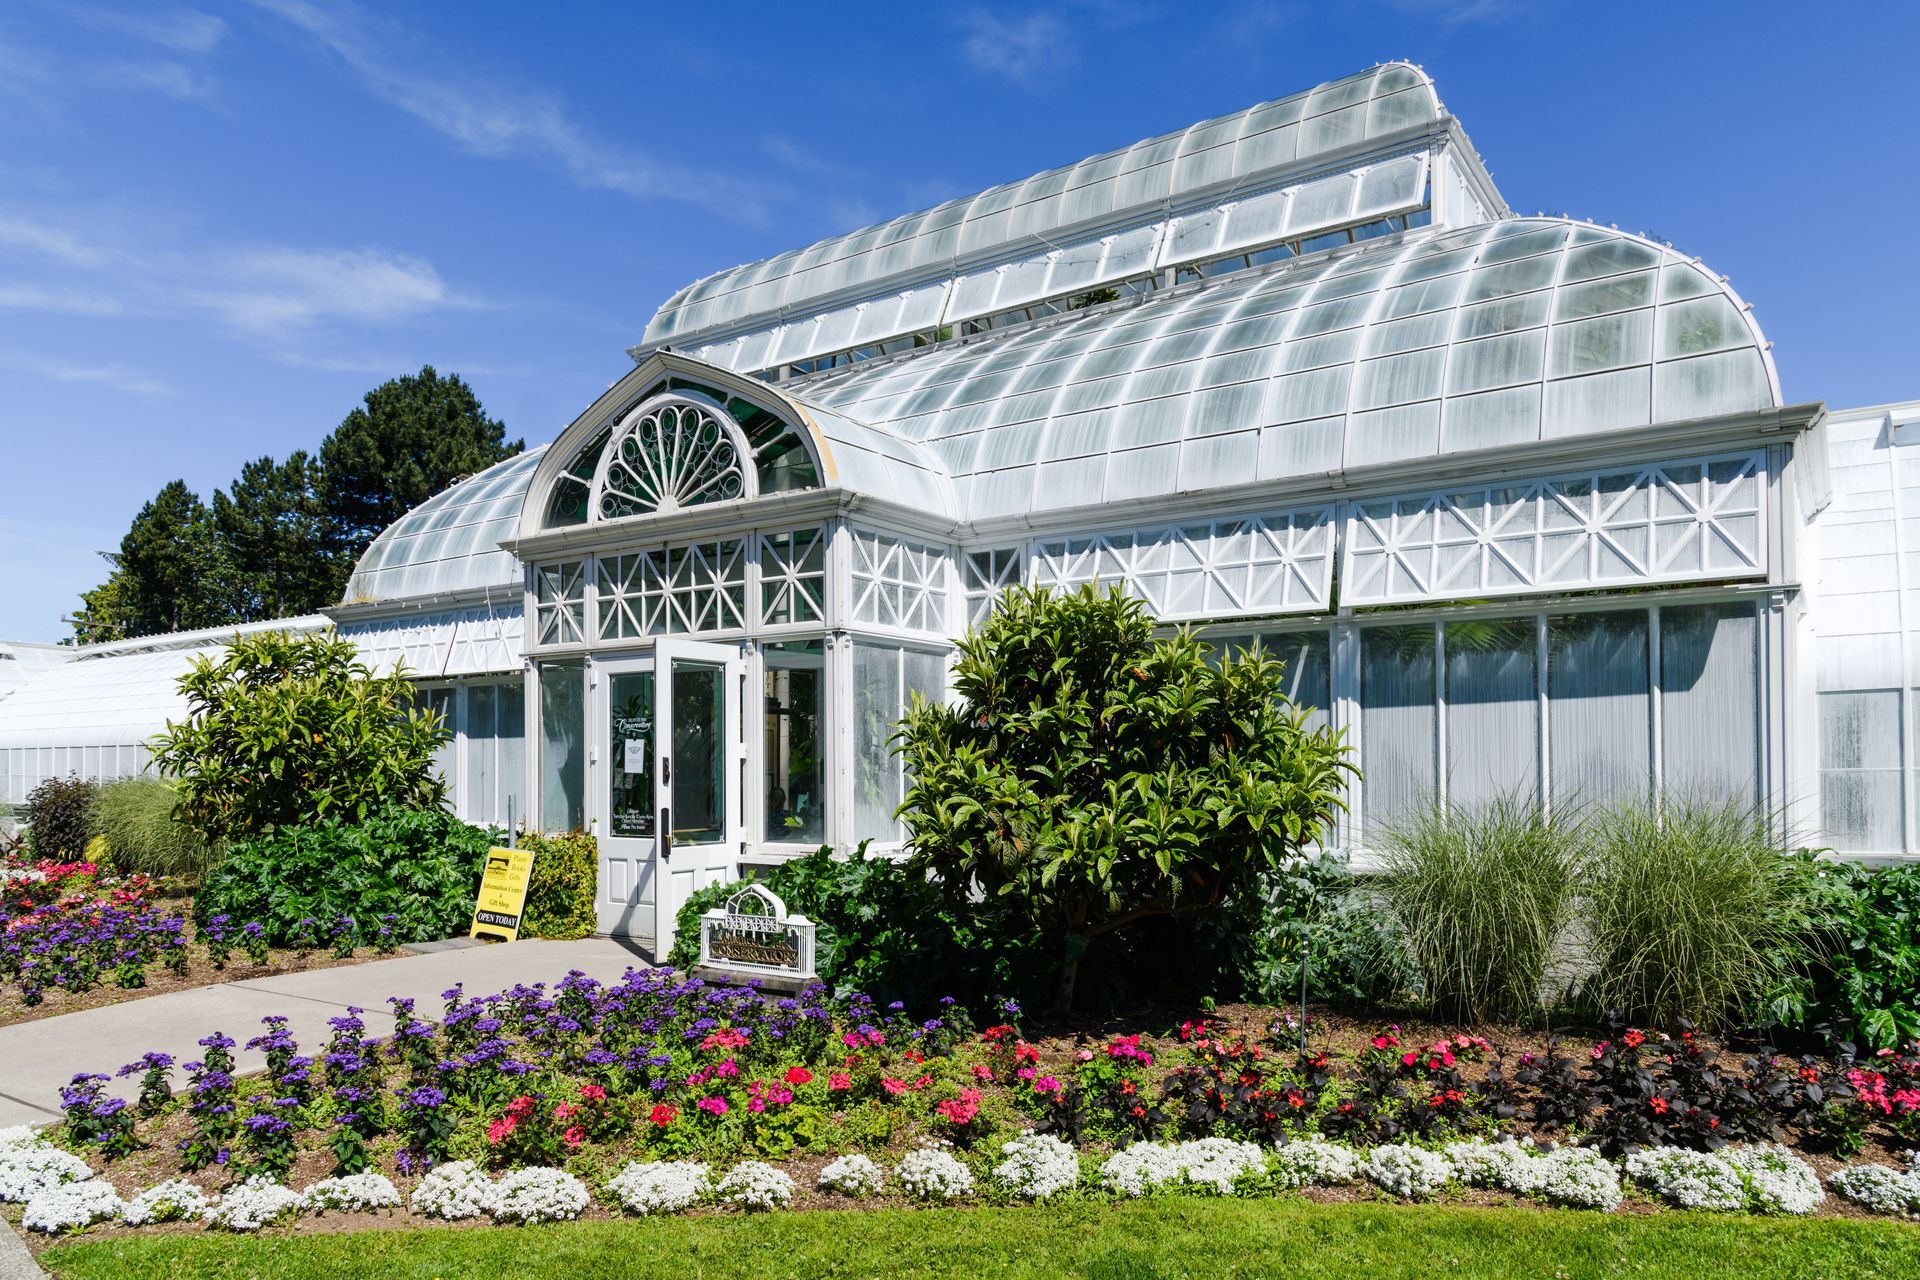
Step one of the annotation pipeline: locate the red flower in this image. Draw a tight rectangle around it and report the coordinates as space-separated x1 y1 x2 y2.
563 1125 585 1148
784 1066 814 1086
580 1084 607 1102
1622 1029 1646 1049
649 1103 678 1127
1650 1097 1670 1114
829 1072 852 1091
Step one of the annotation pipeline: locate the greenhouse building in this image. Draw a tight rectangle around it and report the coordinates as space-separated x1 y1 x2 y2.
3 62 1916 950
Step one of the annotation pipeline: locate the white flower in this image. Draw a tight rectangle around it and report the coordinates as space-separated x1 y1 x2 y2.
122 1179 213 1226
22 1180 125 1234
1624 1147 1745 1211
607 1161 711 1215
1533 1146 1622 1211
204 1177 303 1232
0 1144 95 1203
0 1124 47 1150
1829 1164 1920 1217
1100 1142 1186 1197
301 1173 401 1214
1443 1138 1539 1192
1099 1139 1265 1197
409 1161 497 1220
993 1133 1080 1200
1723 1144 1823 1216
1273 1137 1362 1188
1176 1138 1267 1195
896 1146 975 1202
490 1167 591 1224
716 1161 796 1211
1363 1143 1452 1199
817 1154 884 1198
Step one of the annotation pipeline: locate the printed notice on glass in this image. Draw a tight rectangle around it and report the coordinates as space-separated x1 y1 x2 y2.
623 737 647 774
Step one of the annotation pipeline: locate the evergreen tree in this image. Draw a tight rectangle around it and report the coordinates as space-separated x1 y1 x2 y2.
318 365 523 557
212 451 341 618
110 481 239 638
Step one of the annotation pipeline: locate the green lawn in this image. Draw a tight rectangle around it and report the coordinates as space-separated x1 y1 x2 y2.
38 1198 1920 1280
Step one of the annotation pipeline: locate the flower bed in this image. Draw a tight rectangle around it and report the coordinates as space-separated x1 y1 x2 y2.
6 979 1920 1246
0 851 391 1027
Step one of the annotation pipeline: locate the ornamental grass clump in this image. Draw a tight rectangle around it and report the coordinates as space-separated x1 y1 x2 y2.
89 777 222 882
1581 798 1821 1028
1375 792 1580 1022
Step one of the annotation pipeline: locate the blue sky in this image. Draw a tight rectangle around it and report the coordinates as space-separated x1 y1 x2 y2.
2 0 1916 642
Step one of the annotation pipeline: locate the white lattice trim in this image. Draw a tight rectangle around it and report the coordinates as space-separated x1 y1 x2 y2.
597 540 748 637
1028 508 1334 621
1341 451 1767 606
850 530 949 633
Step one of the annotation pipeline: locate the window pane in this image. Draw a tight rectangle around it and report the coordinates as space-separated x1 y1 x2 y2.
424 688 457 800
469 682 497 824
1445 618 1539 805
1659 603 1758 805
670 661 725 845
1548 611 1651 807
1362 625 1436 829
1820 689 1903 852
498 682 526 832
608 671 656 839
538 660 586 832
765 653 826 845
853 644 902 842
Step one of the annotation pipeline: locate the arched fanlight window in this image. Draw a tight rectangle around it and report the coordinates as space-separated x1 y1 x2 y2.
542 382 820 528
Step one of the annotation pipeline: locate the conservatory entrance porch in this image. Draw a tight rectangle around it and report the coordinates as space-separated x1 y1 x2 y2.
587 639 746 948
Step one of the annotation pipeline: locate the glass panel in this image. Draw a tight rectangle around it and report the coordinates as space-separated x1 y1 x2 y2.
854 644 903 843
1445 618 1538 805
468 682 497 823
424 688 457 798
498 681 526 831
765 644 826 844
1659 603 1758 806
538 660 585 832
1819 689 1902 853
1361 625 1437 829
608 671 656 839
1221 630 1331 731
670 660 725 845
1548 611 1651 807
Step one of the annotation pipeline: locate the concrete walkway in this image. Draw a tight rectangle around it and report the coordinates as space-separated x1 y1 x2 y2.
0 939 653 1128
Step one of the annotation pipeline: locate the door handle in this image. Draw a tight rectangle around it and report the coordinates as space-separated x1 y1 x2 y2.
661 808 672 860
661 756 671 784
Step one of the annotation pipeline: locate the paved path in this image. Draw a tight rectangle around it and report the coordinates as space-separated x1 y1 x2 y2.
0 939 653 1128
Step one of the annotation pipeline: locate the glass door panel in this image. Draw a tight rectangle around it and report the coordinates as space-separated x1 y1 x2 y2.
608 672 655 839
669 660 724 845
592 657 656 939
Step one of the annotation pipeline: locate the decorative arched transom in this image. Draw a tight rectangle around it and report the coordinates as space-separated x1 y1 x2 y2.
542 381 822 529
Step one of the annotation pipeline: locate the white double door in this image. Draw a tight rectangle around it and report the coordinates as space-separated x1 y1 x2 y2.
591 639 746 951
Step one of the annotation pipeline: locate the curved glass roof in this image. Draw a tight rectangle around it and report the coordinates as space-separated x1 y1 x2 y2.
785 217 1780 521
343 447 547 605
642 63 1440 351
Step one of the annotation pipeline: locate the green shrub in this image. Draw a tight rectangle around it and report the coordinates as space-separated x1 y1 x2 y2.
89 777 223 882
26 774 98 860
516 830 597 940
1771 854 1920 1049
1201 852 1416 1009
1581 798 1823 1029
198 805 495 945
1377 792 1581 1023
669 844 1048 1007
152 629 448 842
896 584 1352 1012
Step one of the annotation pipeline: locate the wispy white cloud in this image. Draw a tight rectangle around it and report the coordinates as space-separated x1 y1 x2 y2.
248 0 777 221
1385 0 1530 22
95 58 217 101
958 9 1074 88
0 352 170 396
72 7 229 54
0 207 466 339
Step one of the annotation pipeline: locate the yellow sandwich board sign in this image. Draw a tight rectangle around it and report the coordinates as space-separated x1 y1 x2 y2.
470 846 536 942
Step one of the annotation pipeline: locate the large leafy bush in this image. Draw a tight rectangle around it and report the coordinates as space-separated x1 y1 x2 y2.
152 629 447 842
516 830 598 940
669 844 1047 1006
89 777 223 882
26 775 97 860
1774 855 1920 1049
896 585 1353 1011
197 806 494 945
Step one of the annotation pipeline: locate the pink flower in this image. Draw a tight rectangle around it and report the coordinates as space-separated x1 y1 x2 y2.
881 1076 908 1096
579 1084 607 1102
829 1072 852 1091
563 1125 585 1147
553 1102 579 1121
486 1115 516 1144
1032 1075 1064 1098
1076 1049 1094 1062
716 1058 740 1079
972 1064 993 1081
1016 1066 1036 1082
696 1096 730 1117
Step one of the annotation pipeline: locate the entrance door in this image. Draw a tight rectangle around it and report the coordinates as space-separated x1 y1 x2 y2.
591 642 746 951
